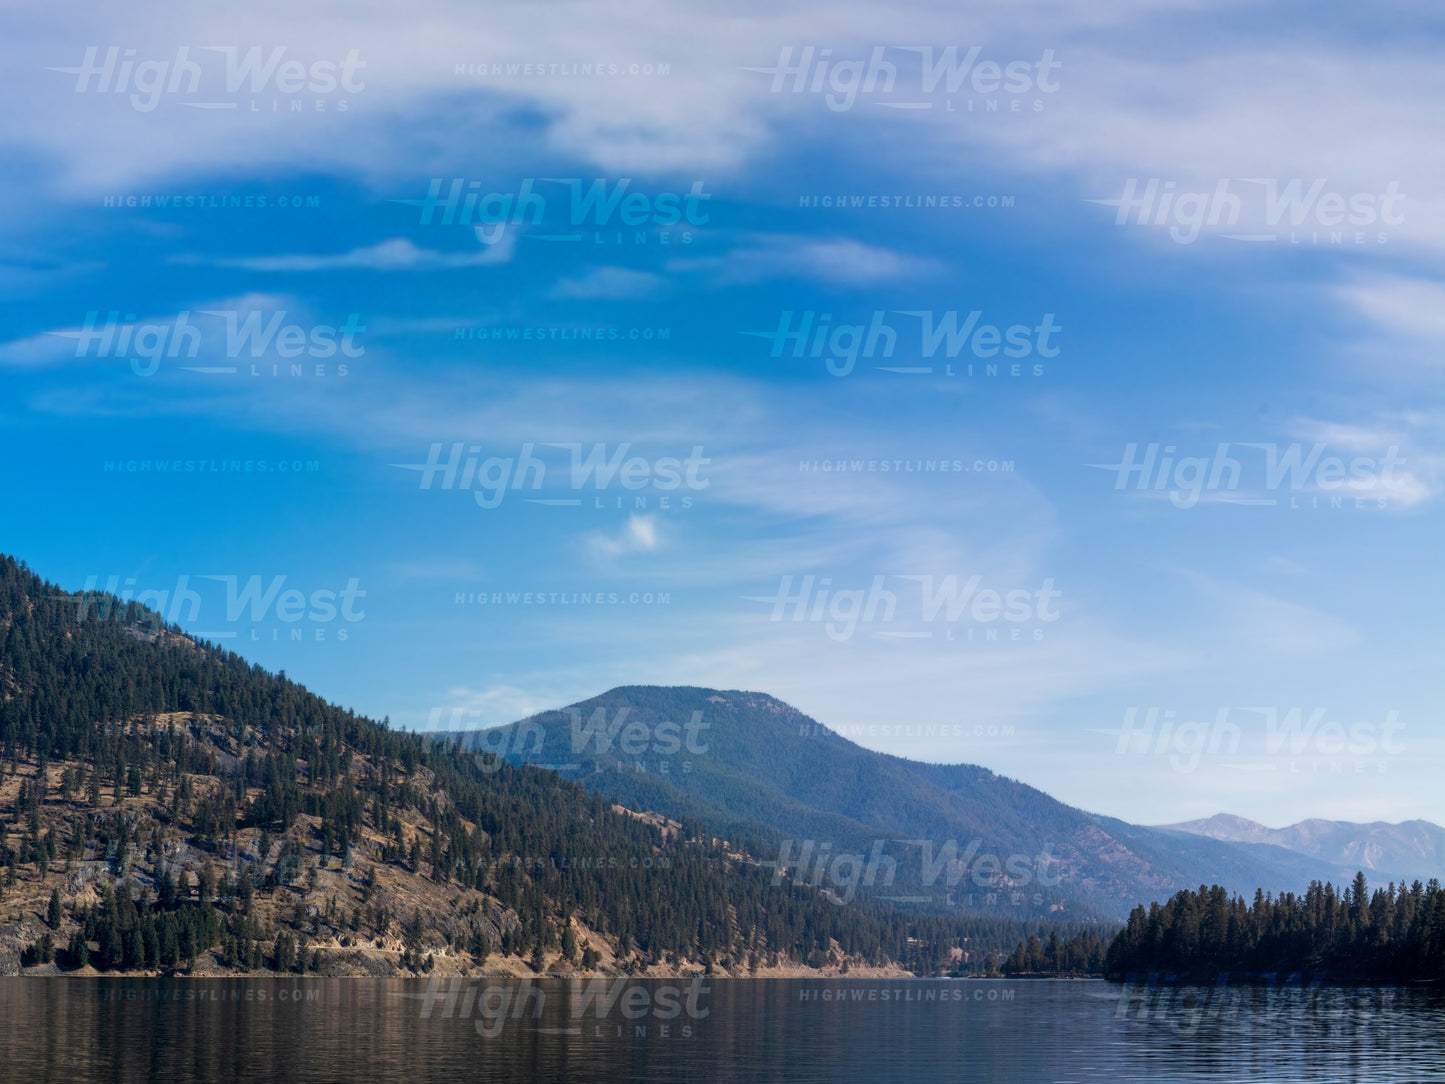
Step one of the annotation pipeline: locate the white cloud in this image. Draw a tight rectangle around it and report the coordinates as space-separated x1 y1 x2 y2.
4 0 1438 276
1283 414 1443 509
670 235 940 286
178 234 515 272
0 327 79 367
549 266 665 299
584 514 661 559
1330 273 1445 378
1336 274 1445 345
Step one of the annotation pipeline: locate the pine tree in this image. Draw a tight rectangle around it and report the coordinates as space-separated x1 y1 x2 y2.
67 931 89 969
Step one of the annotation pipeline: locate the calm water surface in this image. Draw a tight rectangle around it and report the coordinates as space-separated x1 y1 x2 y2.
0 976 1440 1082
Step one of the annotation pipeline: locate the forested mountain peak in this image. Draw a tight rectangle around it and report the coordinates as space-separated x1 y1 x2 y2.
0 554 1087 977
449 683 1359 921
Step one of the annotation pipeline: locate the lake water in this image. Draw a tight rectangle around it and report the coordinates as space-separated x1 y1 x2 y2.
0 976 1440 1082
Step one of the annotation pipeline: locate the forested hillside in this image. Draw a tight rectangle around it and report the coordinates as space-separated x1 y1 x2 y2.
449 686 1352 920
0 554 1100 976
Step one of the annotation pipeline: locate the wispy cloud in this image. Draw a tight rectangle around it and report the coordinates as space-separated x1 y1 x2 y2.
550 266 665 300
670 235 941 286
1180 570 1360 658
177 235 516 272
1333 273 1445 357
584 514 661 560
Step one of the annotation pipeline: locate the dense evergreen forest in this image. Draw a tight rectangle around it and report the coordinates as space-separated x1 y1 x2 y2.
1001 875 1445 981
0 555 1103 975
1103 876 1445 980
1000 928 1109 975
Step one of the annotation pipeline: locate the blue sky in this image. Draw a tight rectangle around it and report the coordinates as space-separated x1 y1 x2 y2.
2 1 1442 827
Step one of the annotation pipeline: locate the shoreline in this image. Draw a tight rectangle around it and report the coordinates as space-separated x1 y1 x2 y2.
7 961 990 981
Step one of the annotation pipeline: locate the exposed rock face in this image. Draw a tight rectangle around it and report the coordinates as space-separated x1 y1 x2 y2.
323 950 398 977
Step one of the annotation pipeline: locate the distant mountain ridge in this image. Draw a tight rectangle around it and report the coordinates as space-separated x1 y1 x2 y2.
1158 813 1445 886
1 555 1058 978
438 685 1365 921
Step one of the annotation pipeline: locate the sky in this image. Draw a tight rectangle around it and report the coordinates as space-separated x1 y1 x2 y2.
2 0 1442 828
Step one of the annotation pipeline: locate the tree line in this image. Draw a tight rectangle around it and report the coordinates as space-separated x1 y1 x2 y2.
1001 873 1445 981
1 554 1093 975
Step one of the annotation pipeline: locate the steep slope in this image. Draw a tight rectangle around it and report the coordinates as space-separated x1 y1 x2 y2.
1159 813 1445 885
451 686 1352 920
0 554 1074 977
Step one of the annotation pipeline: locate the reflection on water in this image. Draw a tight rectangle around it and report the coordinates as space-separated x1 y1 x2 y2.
0 976 1439 1083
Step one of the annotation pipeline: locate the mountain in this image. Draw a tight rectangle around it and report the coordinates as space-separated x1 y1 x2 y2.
0 554 1084 977
442 686 1353 921
1157 813 1445 886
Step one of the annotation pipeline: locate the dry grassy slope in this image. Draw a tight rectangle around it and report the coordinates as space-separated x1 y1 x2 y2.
0 713 899 979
